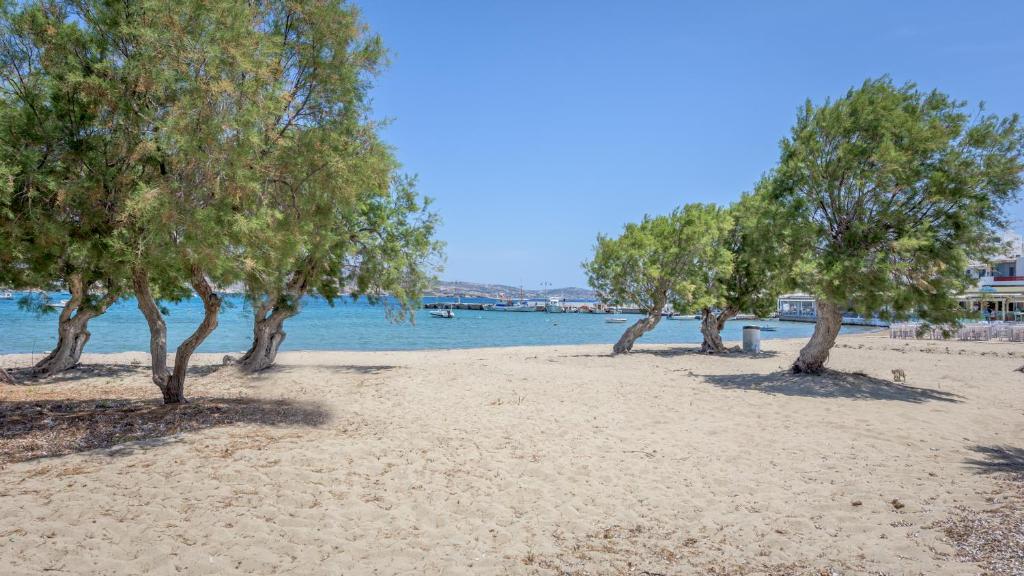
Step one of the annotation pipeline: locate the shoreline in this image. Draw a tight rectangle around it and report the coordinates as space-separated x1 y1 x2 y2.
9 326 1024 369
0 329 895 365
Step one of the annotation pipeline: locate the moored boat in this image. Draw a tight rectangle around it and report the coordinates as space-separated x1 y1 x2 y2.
545 297 565 313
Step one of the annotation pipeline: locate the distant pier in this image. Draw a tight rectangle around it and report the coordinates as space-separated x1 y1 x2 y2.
423 300 631 313
423 301 497 311
777 313 889 327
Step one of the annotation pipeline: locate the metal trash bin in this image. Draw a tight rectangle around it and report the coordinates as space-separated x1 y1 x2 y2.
742 325 761 354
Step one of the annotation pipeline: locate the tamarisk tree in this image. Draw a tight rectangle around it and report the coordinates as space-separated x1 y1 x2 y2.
114 0 272 403
229 1 440 372
585 204 733 354
773 77 1024 373
236 169 440 372
698 183 793 353
0 3 131 376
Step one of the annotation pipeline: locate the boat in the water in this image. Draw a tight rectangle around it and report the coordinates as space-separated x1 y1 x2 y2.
605 317 628 324
45 299 69 309
430 308 455 319
494 287 536 312
495 300 535 312
545 297 565 313
0 289 13 300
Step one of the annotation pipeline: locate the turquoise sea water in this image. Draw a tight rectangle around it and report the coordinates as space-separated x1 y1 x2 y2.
0 293 878 355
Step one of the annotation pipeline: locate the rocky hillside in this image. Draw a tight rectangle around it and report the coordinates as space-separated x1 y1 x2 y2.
426 280 596 300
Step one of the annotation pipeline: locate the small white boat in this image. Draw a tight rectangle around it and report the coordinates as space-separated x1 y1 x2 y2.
45 299 69 309
496 300 535 312
430 309 455 319
545 297 565 313
0 289 13 300
606 317 628 324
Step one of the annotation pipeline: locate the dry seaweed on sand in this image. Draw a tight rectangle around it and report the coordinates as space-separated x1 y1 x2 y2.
934 482 1024 576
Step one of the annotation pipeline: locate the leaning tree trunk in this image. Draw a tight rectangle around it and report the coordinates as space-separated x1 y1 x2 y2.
133 266 173 401
232 268 310 373
613 307 663 354
32 274 117 377
792 299 843 374
700 306 737 354
134 265 222 404
0 368 13 384
236 305 297 373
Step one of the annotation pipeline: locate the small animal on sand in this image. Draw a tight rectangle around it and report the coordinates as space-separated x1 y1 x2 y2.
891 368 906 383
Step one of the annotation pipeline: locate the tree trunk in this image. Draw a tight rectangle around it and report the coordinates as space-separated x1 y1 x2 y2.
792 299 843 373
133 266 174 401
134 265 221 404
32 274 117 377
232 268 309 372
613 310 663 354
700 307 737 354
0 368 13 384
236 305 296 373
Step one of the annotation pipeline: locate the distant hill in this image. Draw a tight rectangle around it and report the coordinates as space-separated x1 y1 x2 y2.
426 280 596 301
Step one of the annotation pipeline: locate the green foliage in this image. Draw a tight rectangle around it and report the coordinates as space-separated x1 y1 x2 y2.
584 203 733 314
717 179 797 317
0 1 133 305
773 77 1024 323
234 0 441 323
347 174 443 322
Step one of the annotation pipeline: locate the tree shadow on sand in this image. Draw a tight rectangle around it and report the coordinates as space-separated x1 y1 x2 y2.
633 347 780 359
965 445 1024 477
259 364 397 376
702 370 962 403
565 347 779 359
5 362 222 386
0 396 330 465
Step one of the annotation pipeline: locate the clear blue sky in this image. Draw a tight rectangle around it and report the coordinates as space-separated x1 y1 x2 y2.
356 1 1024 288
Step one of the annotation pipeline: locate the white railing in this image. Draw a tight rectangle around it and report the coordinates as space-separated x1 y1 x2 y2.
889 321 1024 342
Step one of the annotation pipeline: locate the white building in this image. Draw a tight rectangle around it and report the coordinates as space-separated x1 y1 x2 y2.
959 232 1024 321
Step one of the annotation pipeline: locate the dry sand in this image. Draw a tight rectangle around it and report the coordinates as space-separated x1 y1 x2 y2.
1 333 1022 575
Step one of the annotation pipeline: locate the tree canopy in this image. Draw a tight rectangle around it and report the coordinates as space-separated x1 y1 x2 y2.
0 0 440 399
697 183 795 353
585 203 733 353
773 77 1024 372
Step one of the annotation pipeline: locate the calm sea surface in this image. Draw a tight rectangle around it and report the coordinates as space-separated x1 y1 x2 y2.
0 293 878 355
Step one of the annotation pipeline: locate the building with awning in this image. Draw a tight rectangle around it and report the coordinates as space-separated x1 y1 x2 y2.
959 232 1024 320
958 283 1024 321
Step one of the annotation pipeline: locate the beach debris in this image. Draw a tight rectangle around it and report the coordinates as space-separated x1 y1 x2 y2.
891 368 906 383
0 367 14 384
936 483 1024 576
851 500 862 507
891 499 905 510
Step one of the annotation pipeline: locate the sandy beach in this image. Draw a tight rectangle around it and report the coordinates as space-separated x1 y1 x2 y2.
2 333 1022 575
